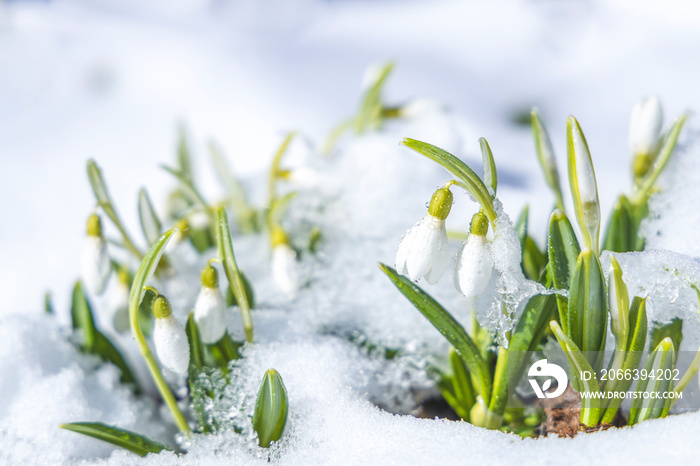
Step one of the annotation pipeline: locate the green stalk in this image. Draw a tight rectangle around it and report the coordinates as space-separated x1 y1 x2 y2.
129 229 191 435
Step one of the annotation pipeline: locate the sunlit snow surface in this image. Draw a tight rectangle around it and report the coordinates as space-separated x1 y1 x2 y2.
4 0 700 464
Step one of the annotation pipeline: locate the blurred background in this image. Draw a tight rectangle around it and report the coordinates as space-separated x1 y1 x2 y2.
1 0 698 314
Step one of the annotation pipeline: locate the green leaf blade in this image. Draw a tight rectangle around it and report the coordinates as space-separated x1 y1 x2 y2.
60 422 172 457
379 263 492 403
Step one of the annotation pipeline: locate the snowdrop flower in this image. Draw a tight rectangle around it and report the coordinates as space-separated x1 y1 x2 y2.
81 213 112 296
109 268 131 333
398 99 444 119
271 225 300 295
395 186 453 284
454 212 493 298
152 295 190 375
194 262 227 344
629 96 663 166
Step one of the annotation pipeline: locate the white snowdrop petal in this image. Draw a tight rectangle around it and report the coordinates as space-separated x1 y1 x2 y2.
272 244 300 295
81 236 112 295
405 215 444 281
153 316 190 375
630 96 663 155
424 229 449 285
394 231 412 275
194 286 227 344
454 234 493 298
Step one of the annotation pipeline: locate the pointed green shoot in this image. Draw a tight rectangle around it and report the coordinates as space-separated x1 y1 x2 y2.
600 296 647 423
566 116 601 254
547 209 581 332
138 188 162 247
60 422 172 457
253 369 289 448
216 207 253 342
628 337 675 424
550 320 602 427
355 62 395 133
602 195 636 253
567 248 608 370
87 160 142 259
633 114 688 205
531 108 564 211
479 137 497 195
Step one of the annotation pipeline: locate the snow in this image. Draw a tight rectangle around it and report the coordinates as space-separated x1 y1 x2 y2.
4 0 700 464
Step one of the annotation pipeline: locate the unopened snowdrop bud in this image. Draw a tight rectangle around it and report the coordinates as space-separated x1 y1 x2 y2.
567 116 601 253
630 96 663 165
82 213 112 295
271 226 300 295
152 295 190 375
454 212 493 298
194 263 227 344
395 187 453 284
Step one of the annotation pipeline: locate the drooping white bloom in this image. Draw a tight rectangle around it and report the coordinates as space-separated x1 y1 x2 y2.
153 315 190 375
629 96 663 157
398 99 444 119
81 214 112 296
272 243 300 296
395 214 449 284
454 233 493 299
108 276 130 333
194 264 227 344
395 186 453 284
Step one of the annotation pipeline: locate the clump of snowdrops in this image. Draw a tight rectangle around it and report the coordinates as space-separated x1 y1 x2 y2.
57 131 314 456
365 62 700 434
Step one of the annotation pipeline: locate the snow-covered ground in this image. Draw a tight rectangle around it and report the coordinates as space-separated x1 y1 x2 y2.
3 0 700 464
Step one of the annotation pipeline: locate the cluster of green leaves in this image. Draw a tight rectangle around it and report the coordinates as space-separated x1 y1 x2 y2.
381 104 694 435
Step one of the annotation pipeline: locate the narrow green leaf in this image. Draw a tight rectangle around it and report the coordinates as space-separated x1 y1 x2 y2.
547 209 581 333
601 297 647 423
602 195 635 253
71 281 98 348
636 114 688 204
650 318 682 356
138 188 162 246
628 337 675 424
252 369 289 448
87 160 142 259
44 291 54 315
531 108 564 211
216 207 253 342
176 125 193 183
379 263 492 403
400 138 496 222
479 137 497 194
567 249 608 370
508 294 557 386
447 347 475 420
61 422 172 457
515 206 529 248
550 320 602 427
356 62 394 133
225 271 255 309
186 312 204 386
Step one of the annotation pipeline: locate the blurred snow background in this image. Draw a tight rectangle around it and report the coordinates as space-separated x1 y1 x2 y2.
3 0 700 464
2 0 700 314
